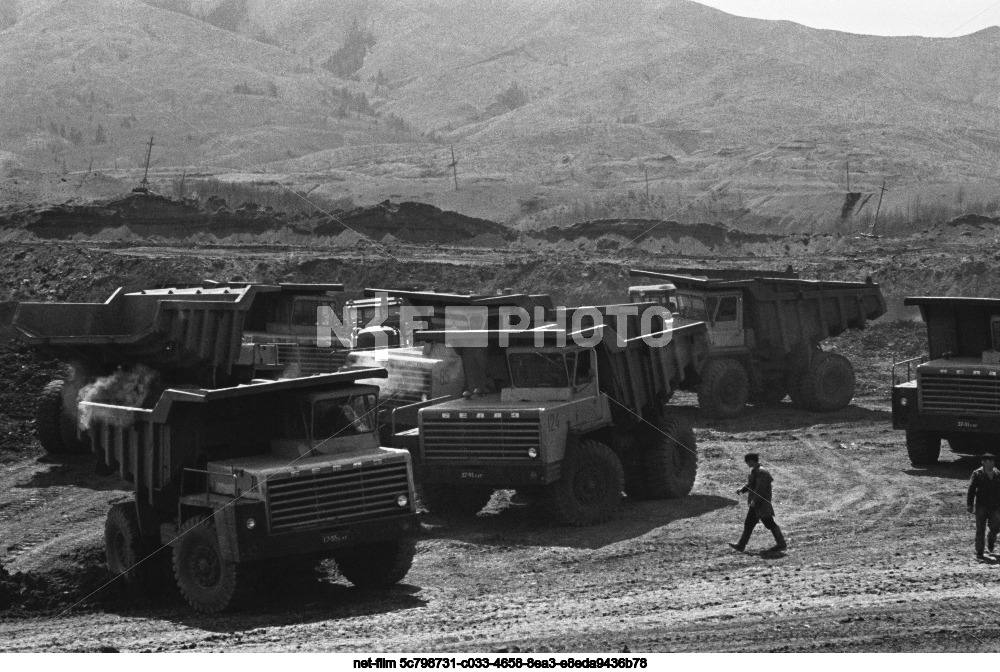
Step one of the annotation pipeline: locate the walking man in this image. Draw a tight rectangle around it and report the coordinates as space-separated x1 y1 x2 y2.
967 452 1000 560
730 452 786 553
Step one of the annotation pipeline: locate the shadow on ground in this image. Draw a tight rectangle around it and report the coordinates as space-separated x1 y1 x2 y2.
668 399 892 434
101 570 427 634
425 492 738 550
16 454 123 492
905 455 983 480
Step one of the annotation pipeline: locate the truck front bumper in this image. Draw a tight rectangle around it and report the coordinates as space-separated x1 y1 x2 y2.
419 461 561 487
165 501 421 563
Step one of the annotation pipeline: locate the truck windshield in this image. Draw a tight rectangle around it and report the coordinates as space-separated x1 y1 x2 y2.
675 293 708 320
312 394 377 439
508 352 571 388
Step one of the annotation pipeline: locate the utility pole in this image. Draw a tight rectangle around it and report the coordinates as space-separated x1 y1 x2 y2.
845 159 850 192
871 179 888 236
139 134 154 192
645 166 650 201
449 145 459 191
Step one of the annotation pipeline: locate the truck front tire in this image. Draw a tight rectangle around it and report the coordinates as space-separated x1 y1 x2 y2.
644 418 698 499
335 537 416 588
172 515 241 613
548 440 624 526
697 358 750 418
794 353 855 412
105 503 170 590
906 430 941 466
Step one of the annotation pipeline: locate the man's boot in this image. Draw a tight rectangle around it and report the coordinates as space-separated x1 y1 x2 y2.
769 525 787 551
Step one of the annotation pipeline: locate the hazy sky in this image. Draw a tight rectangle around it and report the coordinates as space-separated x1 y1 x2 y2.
692 0 1000 37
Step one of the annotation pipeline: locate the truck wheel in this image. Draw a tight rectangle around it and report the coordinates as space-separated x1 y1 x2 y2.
796 353 855 412
105 503 170 590
547 440 624 526
906 430 941 466
172 515 241 613
335 537 416 588
418 483 494 516
644 418 698 499
697 358 750 418
36 380 68 453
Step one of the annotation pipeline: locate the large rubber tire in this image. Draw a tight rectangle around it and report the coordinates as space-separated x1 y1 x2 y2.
335 537 416 588
697 358 750 418
105 502 171 590
907 429 941 466
418 483 494 516
795 353 856 412
172 515 242 613
36 380 68 454
547 440 624 526
644 418 698 499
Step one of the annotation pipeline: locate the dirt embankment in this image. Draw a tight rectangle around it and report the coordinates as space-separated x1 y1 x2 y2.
0 194 518 248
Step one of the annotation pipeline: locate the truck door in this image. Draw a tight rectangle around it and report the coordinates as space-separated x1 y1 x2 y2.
707 294 744 350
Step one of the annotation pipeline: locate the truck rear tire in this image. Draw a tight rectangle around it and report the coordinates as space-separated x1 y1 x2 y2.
418 483 494 516
697 358 750 418
172 515 241 613
548 440 624 526
36 380 67 453
335 537 416 588
105 503 171 591
795 353 855 412
906 430 941 466
644 419 698 499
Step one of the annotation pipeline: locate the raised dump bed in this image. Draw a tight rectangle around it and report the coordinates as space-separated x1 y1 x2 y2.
629 268 887 416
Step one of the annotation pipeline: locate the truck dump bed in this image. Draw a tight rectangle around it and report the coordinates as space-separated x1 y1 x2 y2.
630 268 886 349
14 285 259 372
81 368 388 508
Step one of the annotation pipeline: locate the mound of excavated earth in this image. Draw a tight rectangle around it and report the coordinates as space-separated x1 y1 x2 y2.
0 194 517 247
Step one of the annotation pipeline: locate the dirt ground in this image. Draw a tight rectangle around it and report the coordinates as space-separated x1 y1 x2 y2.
1 238 999 653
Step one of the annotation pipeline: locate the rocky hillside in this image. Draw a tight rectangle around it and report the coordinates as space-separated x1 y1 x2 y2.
2 0 1000 231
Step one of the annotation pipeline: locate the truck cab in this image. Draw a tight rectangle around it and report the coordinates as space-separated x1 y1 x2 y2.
894 297 1000 465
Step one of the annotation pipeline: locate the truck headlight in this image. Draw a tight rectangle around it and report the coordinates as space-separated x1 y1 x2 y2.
900 397 908 406
396 494 409 507
245 517 257 530
528 447 538 458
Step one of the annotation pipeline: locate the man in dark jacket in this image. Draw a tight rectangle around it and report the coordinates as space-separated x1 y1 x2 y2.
730 453 786 553
967 453 1000 559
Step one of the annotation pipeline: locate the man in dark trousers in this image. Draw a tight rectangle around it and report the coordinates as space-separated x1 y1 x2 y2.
967 452 1000 560
730 453 786 553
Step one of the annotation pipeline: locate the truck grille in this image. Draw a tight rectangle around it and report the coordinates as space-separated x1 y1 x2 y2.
265 461 410 533
275 344 349 376
383 361 432 406
919 372 1000 414
422 415 541 461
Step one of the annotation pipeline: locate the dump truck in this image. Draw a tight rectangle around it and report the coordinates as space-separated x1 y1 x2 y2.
393 303 711 525
85 368 419 612
13 282 352 454
892 297 1000 465
342 289 555 435
629 268 887 417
